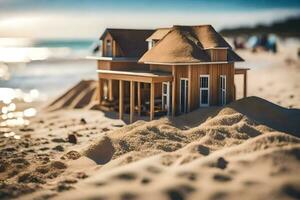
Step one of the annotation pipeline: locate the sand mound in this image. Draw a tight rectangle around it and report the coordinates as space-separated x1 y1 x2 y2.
83 136 115 164
228 96 300 137
50 96 300 200
47 80 98 111
81 97 297 168
80 96 299 168
6 93 300 199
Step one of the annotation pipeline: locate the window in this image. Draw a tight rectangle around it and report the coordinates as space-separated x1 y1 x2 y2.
106 40 112 57
148 40 156 50
162 82 171 115
199 75 209 107
220 75 226 105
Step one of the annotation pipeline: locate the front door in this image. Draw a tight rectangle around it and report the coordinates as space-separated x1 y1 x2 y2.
220 75 226 105
162 82 171 115
180 78 188 113
200 75 209 107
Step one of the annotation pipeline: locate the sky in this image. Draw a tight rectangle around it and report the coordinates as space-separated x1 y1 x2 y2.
0 0 299 39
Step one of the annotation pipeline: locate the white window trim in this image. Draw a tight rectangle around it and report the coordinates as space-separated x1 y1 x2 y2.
220 75 226 106
106 40 112 57
148 40 153 50
162 82 171 115
199 75 210 107
180 78 189 113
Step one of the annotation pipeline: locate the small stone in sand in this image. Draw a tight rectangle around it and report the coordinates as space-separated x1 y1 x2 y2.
213 173 232 182
216 157 228 169
19 127 34 132
52 138 65 143
197 145 210 155
141 177 151 184
80 118 87 124
67 134 77 144
53 145 64 152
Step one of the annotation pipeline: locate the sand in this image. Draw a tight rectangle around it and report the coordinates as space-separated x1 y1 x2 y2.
1 48 300 200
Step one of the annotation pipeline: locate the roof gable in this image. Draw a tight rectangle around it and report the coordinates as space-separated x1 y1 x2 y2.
140 28 210 63
190 25 232 49
139 25 243 64
146 28 172 41
100 28 154 57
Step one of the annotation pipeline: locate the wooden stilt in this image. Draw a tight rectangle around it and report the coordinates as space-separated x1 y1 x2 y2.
130 81 135 123
108 79 113 101
137 82 141 116
187 65 192 112
234 84 236 100
119 80 124 120
172 65 176 117
150 82 155 121
98 78 102 104
243 71 247 98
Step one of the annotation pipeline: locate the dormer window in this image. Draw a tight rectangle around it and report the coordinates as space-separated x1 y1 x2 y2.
148 40 156 50
106 39 112 57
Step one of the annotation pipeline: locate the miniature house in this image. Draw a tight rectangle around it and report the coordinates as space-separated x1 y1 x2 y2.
90 25 248 123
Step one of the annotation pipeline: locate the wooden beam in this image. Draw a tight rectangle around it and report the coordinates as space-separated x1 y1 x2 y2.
172 65 176 117
98 72 172 83
243 71 247 98
150 82 155 120
187 65 192 112
137 82 141 116
112 40 116 57
234 84 236 100
119 80 124 120
130 81 135 123
108 79 113 101
98 78 102 104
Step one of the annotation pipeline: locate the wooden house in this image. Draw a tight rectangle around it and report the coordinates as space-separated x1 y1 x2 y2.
90 25 248 123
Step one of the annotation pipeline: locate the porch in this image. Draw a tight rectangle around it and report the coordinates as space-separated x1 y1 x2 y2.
97 69 173 123
234 67 249 99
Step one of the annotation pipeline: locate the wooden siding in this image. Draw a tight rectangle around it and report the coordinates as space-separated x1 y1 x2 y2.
172 63 235 115
97 60 149 71
97 60 110 70
208 63 235 106
188 64 209 111
172 65 188 114
150 64 172 72
206 49 227 62
101 32 123 57
111 62 149 71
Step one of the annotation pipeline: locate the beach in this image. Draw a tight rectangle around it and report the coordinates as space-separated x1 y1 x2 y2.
1 42 300 200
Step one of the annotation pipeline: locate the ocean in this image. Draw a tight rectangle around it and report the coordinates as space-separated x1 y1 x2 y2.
0 38 99 102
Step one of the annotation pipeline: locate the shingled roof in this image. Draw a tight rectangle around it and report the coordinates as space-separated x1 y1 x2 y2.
139 25 244 64
100 28 154 57
146 28 171 41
